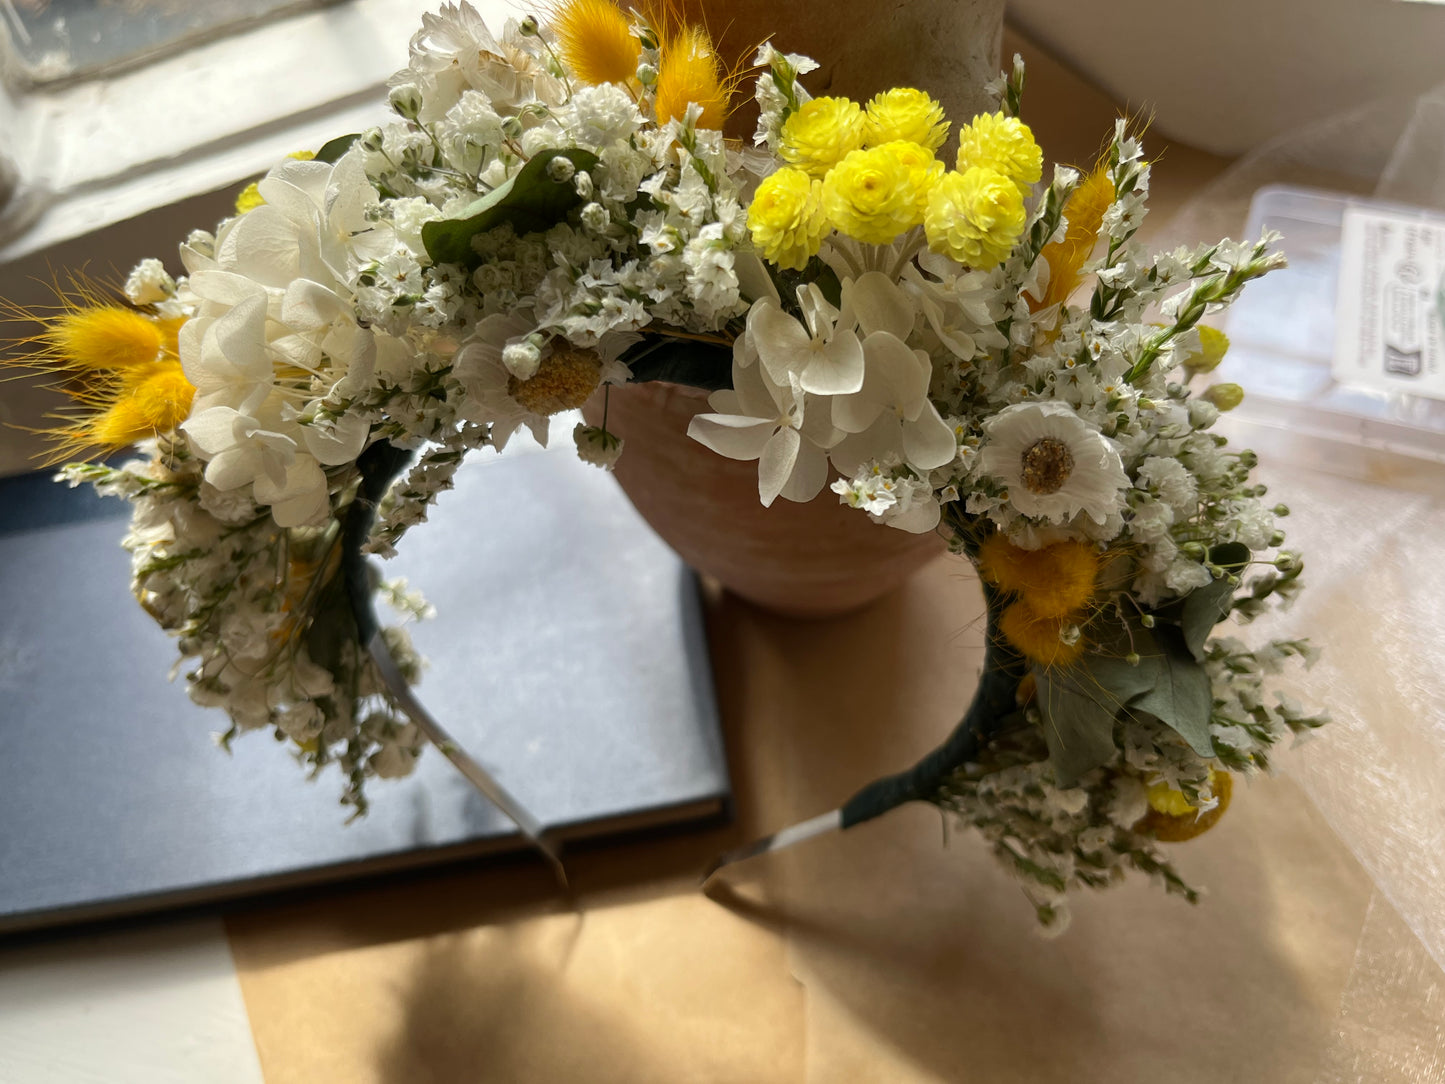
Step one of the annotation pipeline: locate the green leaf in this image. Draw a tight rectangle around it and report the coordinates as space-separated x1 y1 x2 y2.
421 148 599 267
620 338 734 391
314 133 359 164
1036 667 1119 788
1129 626 1215 756
1180 577 1235 660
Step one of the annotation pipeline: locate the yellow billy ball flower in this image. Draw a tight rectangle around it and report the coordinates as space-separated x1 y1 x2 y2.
1138 770 1233 842
875 139 944 227
551 0 640 87
976 535 1099 620
998 599 1084 668
780 96 866 179
924 166 1026 270
956 111 1043 198
1183 325 1230 375
822 144 918 246
748 168 829 271
863 87 949 152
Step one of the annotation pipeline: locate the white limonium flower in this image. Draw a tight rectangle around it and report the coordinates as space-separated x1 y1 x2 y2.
977 401 1129 528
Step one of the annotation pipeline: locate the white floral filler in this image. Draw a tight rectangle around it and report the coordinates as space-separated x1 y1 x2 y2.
21 3 1327 929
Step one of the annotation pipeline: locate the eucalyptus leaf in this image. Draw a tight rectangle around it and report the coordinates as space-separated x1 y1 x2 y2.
314 133 359 164
422 148 599 267
1129 626 1215 756
1180 577 1235 660
1036 668 1119 787
1081 642 1164 706
1210 541 1251 573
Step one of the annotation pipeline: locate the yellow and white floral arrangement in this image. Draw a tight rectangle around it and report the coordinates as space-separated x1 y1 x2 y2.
6 1 1325 929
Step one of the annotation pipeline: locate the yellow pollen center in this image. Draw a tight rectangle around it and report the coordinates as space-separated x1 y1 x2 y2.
1020 437 1074 495
507 345 603 415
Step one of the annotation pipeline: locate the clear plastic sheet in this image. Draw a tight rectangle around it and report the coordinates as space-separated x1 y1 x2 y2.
1155 80 1445 1079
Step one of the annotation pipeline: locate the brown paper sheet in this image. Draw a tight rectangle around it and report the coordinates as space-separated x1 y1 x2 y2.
225 26 1433 1084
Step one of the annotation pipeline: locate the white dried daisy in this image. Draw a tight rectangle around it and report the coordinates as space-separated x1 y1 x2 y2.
977 401 1128 527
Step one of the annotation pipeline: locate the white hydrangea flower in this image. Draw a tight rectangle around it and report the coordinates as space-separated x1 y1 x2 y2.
688 343 839 506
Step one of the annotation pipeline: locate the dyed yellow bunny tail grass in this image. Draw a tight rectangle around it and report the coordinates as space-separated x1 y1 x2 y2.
2 284 194 465
652 21 748 131
1033 161 1113 313
548 0 640 87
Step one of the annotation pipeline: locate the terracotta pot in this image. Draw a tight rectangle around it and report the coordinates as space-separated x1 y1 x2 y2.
582 383 947 619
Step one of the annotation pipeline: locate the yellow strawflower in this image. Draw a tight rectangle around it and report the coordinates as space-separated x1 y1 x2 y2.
748 168 829 270
551 0 640 87
956 111 1043 199
780 97 866 179
875 139 944 227
653 24 732 130
924 166 1026 270
822 144 919 246
1035 162 1112 312
863 87 949 152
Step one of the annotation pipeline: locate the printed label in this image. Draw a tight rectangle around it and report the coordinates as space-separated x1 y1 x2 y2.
1333 204 1445 400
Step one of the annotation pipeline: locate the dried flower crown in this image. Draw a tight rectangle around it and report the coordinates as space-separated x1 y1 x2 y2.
5 1 1324 930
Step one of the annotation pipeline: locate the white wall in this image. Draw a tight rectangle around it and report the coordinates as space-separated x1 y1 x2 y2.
1008 0 1445 155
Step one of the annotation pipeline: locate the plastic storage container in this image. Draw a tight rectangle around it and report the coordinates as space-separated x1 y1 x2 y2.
1219 184 1445 493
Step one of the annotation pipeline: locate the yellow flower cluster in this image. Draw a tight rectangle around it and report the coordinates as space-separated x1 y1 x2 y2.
746 168 829 271
956 111 1043 197
752 95 1045 272
753 88 949 265
863 87 950 152
922 112 1040 270
977 534 1099 668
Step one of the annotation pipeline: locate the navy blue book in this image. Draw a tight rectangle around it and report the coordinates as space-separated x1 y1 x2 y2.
0 443 727 933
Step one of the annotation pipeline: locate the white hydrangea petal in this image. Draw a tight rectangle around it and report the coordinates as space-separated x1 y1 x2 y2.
218 205 300 289
903 407 957 471
687 413 776 461
799 329 864 395
750 301 813 383
758 425 801 507
778 439 829 504
843 272 913 340
302 414 370 466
